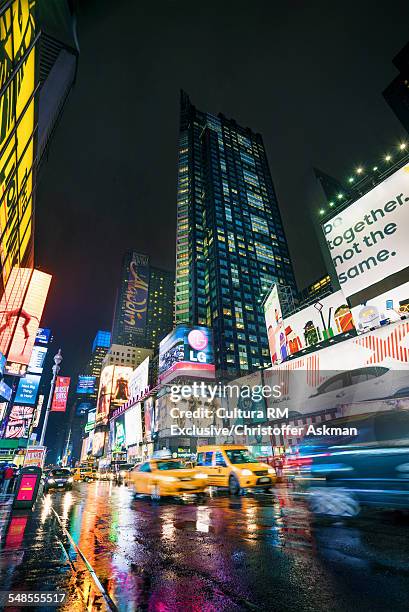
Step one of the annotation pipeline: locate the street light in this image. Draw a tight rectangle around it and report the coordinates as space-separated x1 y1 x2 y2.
39 349 63 446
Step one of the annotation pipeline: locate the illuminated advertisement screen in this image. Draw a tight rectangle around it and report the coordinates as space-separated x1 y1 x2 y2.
76 401 94 416
123 252 149 336
15 373 40 405
113 414 126 451
76 375 96 394
124 404 143 447
0 351 6 375
6 269 51 365
92 430 105 457
0 1 36 290
322 164 409 302
143 397 155 443
351 280 409 334
35 327 51 345
0 379 12 401
129 357 149 400
27 345 47 374
264 285 285 365
96 365 133 425
51 376 70 412
283 290 355 358
158 324 215 384
0 267 31 358
4 405 34 438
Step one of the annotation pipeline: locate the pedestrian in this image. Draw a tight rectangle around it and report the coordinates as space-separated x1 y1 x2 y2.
2 465 14 495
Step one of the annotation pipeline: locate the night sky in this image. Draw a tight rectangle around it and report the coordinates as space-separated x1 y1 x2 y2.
36 0 409 379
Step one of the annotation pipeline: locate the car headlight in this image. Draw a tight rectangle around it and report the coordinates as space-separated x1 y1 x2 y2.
241 469 253 476
120 471 126 477
68 477 73 483
267 468 275 474
47 478 55 483
195 473 208 479
163 476 177 482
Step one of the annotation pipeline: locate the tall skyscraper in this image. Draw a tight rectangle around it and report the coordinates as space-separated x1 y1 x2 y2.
383 41 409 134
175 92 297 376
88 330 111 387
111 251 174 351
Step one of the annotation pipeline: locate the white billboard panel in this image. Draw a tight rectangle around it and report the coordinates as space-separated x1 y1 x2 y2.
322 164 409 298
284 290 355 357
265 319 409 417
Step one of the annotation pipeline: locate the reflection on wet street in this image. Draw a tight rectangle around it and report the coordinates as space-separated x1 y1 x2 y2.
1 482 409 611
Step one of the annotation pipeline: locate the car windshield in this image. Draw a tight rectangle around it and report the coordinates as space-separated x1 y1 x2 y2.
156 461 185 470
225 449 255 464
49 469 70 477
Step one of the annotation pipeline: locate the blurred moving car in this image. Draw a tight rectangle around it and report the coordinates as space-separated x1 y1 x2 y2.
196 445 276 494
128 458 208 499
72 466 97 482
44 468 73 492
293 410 409 517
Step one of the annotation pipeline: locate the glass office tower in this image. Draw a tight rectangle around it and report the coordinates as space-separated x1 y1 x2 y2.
175 92 297 376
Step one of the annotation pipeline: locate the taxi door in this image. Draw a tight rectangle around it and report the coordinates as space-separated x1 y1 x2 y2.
213 450 230 487
197 451 215 484
133 461 152 494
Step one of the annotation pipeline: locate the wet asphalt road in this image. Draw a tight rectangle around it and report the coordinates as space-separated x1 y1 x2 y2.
1 481 409 611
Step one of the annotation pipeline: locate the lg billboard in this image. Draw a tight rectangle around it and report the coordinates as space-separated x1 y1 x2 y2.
158 324 215 384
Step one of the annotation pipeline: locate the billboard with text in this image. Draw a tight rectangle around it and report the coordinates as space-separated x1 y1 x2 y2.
15 373 40 405
322 165 409 301
264 285 285 365
51 376 70 412
159 325 215 384
4 405 34 438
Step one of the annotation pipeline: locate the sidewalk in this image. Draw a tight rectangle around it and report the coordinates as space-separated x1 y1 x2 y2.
0 494 108 611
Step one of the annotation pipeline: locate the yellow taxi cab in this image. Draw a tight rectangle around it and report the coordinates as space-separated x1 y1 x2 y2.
128 457 208 499
196 445 276 494
73 466 97 482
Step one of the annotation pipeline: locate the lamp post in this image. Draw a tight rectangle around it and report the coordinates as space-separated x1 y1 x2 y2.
39 349 63 447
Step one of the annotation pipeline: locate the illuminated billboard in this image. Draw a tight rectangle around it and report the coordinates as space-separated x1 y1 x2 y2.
35 328 51 345
158 324 215 384
96 365 133 425
265 318 409 419
143 397 155 443
283 290 355 357
27 345 47 374
4 405 34 438
15 373 40 405
264 285 285 365
124 403 143 447
7 270 51 365
113 414 126 451
123 252 149 337
129 357 149 400
92 430 105 458
0 269 51 365
0 0 36 292
322 164 409 302
51 376 70 412
0 379 12 401
77 375 96 395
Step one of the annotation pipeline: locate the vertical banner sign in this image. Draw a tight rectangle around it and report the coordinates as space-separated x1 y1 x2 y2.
264 285 286 365
124 253 149 337
51 376 70 412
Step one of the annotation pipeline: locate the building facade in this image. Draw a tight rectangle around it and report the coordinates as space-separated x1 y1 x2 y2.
175 92 297 376
383 41 409 134
111 251 174 351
